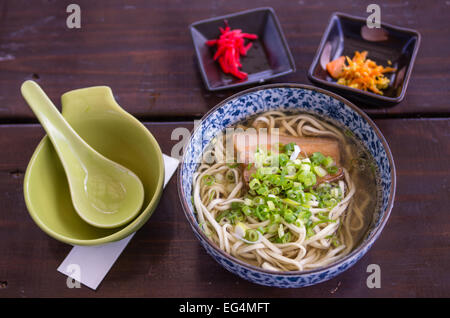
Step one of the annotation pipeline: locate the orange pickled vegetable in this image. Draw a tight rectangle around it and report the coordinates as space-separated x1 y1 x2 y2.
326 51 396 95
326 56 345 78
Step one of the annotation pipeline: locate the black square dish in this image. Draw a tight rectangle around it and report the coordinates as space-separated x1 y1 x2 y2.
308 12 421 107
190 7 295 91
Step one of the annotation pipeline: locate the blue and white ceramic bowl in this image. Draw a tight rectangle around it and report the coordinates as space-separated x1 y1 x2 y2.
177 84 396 288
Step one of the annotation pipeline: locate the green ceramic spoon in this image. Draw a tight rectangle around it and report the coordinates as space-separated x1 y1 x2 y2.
21 80 145 229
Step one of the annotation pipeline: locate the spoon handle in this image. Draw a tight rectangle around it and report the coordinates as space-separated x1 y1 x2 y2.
21 80 86 160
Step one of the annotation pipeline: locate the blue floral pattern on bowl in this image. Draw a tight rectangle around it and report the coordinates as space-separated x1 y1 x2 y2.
178 84 396 288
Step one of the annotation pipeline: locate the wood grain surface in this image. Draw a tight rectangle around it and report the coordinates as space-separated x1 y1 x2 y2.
0 0 449 122
0 119 448 297
0 0 449 299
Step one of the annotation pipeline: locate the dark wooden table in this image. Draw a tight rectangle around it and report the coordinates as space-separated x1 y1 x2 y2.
0 0 449 298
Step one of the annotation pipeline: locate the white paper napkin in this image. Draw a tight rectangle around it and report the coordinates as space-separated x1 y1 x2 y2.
57 154 179 290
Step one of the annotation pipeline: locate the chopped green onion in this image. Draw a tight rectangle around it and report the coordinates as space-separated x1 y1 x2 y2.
331 187 342 199
245 229 260 242
260 166 279 175
278 153 289 167
286 189 301 201
298 171 317 187
283 198 300 207
304 193 317 203
301 158 311 164
281 178 293 190
213 148 346 244
202 175 215 186
241 205 252 216
284 142 296 154
255 205 269 220
283 209 296 223
244 198 253 206
229 211 244 224
256 185 269 196
294 219 303 227
231 202 241 210
293 182 303 189
327 165 339 175
321 197 338 208
283 231 292 243
306 227 315 238
269 187 281 195
300 163 311 173
257 226 266 234
253 196 265 205
267 223 278 234
249 178 261 190
313 166 327 178
270 213 282 224
276 231 291 243
311 152 325 165
322 156 334 168
332 237 340 247
277 224 285 238
234 222 248 237
317 212 331 221
216 210 229 222
298 209 312 222
285 165 296 176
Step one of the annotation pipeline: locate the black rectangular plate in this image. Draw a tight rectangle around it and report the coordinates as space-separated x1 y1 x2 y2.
308 12 421 107
190 7 296 91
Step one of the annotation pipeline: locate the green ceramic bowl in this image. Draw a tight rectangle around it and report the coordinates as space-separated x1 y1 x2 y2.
23 86 164 245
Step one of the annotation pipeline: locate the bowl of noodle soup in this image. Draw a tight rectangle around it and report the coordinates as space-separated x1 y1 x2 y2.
178 83 395 288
